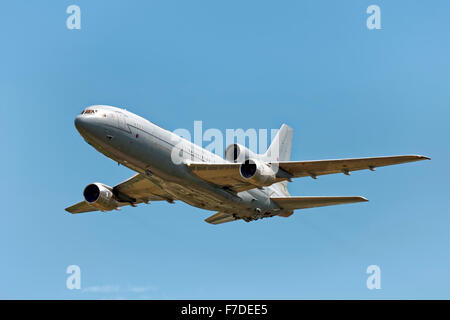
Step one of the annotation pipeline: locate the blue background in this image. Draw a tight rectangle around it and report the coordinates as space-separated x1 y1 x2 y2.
0 1 448 299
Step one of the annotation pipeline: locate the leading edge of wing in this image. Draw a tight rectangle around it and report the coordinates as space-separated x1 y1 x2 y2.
275 154 430 166
275 154 430 178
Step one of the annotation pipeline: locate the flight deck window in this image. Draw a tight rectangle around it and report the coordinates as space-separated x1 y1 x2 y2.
82 109 97 115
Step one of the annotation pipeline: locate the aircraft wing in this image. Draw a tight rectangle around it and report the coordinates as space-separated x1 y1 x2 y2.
187 155 429 192
113 173 174 203
65 173 175 214
274 155 430 179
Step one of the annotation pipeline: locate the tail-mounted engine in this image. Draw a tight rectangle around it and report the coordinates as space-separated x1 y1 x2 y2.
225 143 258 163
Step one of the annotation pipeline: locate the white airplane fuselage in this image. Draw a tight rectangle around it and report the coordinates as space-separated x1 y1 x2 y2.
74 105 283 219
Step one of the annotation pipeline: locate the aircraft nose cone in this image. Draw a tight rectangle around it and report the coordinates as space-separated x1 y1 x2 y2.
74 114 97 138
74 114 87 132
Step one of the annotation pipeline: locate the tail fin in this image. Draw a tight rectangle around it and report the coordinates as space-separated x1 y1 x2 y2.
264 124 293 162
264 124 293 196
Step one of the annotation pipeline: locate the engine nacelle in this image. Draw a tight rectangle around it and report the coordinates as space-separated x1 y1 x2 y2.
225 143 258 163
239 159 276 186
83 183 119 212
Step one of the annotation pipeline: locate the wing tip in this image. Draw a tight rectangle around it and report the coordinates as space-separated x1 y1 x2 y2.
65 208 79 214
407 155 430 161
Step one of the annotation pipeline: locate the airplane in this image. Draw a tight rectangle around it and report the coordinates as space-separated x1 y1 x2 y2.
66 105 430 224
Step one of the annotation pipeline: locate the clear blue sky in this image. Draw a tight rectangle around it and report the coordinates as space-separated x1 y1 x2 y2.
0 0 449 299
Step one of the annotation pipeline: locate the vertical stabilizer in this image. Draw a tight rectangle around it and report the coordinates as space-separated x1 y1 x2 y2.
264 124 293 162
264 124 293 196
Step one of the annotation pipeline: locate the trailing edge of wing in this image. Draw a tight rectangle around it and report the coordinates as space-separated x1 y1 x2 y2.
271 196 368 211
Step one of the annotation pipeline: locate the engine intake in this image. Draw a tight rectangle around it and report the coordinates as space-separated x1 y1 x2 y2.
83 183 119 212
239 159 276 186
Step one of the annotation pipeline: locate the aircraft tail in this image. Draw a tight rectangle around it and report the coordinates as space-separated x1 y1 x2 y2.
272 196 369 217
264 124 293 162
264 124 293 196
205 212 238 225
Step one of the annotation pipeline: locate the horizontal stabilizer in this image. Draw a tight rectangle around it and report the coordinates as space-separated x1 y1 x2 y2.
271 196 368 212
205 212 238 225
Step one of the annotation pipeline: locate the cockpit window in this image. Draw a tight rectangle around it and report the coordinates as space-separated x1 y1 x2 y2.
81 109 97 115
